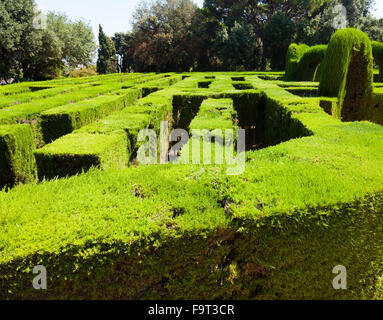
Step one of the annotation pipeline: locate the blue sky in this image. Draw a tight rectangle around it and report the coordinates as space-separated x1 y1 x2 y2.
372 1 383 18
35 0 204 37
35 0 383 39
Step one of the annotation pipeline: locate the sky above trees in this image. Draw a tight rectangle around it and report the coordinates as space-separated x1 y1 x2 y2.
372 2 383 17
35 0 204 36
34 0 383 39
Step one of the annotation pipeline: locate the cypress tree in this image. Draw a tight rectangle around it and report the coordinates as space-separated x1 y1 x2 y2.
97 25 112 74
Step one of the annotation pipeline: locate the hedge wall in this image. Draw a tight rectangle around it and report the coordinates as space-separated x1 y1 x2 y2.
39 89 141 144
372 41 383 82
0 83 123 125
285 43 310 81
0 125 36 189
319 28 374 121
1 73 383 300
34 132 129 180
140 75 182 97
297 45 327 82
33 88 176 180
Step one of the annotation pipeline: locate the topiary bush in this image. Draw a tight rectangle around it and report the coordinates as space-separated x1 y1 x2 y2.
0 125 37 189
372 41 383 82
297 45 327 82
285 43 310 81
319 28 374 121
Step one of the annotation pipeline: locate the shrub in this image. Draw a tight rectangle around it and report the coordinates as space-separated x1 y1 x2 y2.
78 111 151 154
172 94 207 130
297 45 327 82
2 72 383 300
140 75 182 97
0 125 36 188
0 85 82 110
319 28 374 121
34 132 129 180
39 89 141 143
2 80 383 298
285 43 309 81
34 88 175 179
372 41 383 82
0 83 123 125
69 67 98 78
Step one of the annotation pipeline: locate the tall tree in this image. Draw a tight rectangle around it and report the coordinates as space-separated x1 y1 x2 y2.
189 7 221 71
0 1 97 82
0 0 36 82
341 0 375 27
215 21 262 70
109 38 117 74
47 13 96 68
130 0 198 72
263 14 296 70
21 27 64 80
113 32 134 72
202 0 330 69
97 25 114 74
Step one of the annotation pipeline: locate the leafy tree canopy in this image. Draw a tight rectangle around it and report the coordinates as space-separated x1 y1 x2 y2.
0 0 96 82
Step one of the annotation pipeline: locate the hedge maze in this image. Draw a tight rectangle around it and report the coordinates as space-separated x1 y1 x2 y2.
1 29 383 299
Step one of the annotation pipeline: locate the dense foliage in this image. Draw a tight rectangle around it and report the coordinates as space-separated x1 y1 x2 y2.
97 25 117 75
0 72 383 299
319 28 374 122
1 0 383 80
285 43 310 81
109 0 383 73
0 0 96 82
372 41 383 81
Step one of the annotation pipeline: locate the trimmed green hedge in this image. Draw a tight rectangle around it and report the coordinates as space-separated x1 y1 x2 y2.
359 92 383 125
0 74 167 125
0 83 124 125
34 132 129 180
33 87 176 179
172 94 207 130
372 41 383 82
140 75 182 97
121 73 173 89
0 85 84 110
285 43 310 81
189 99 237 132
79 112 151 155
179 98 239 164
39 89 141 143
1 72 383 300
0 125 36 188
319 28 374 121
2 110 383 299
0 83 32 96
297 45 327 82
